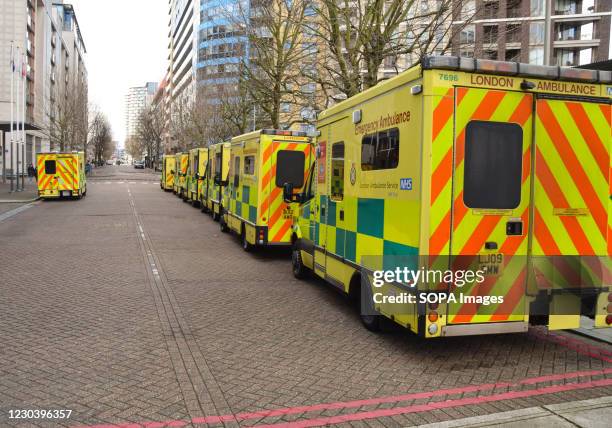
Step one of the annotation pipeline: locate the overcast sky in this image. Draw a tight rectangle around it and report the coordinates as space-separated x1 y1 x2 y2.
69 0 168 148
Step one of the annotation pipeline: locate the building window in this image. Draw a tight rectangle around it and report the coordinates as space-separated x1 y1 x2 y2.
506 0 522 18
483 50 498 60
529 22 545 45
460 25 475 44
483 25 499 44
530 0 544 16
529 46 544 64
506 24 522 43
483 1 500 19
505 49 521 61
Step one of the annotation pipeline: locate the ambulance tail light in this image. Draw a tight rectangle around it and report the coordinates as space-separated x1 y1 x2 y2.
476 59 518 75
428 312 439 323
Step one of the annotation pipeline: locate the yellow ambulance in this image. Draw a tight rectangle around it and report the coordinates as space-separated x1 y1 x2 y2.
220 130 313 250
37 152 87 199
288 55 612 338
160 155 176 191
187 148 209 207
197 147 212 211
207 142 230 220
176 152 189 200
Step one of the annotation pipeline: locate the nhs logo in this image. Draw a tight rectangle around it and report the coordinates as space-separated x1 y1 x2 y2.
400 178 413 190
608 87 612 96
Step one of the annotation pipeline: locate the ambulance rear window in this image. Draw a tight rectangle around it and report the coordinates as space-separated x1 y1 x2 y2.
276 150 305 188
463 120 523 209
45 160 56 175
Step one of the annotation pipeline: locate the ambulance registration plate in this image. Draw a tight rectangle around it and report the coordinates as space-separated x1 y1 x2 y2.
477 253 503 276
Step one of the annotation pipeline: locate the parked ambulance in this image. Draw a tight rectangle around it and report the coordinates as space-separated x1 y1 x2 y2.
37 151 87 199
287 56 612 338
220 129 312 250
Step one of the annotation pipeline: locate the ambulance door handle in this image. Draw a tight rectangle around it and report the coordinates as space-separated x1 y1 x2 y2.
339 210 344 221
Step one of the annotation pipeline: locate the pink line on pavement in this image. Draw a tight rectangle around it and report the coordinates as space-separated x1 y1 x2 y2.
74 367 612 428
530 329 612 362
253 378 612 428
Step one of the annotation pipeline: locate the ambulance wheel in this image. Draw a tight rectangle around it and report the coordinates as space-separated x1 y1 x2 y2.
241 227 252 252
200 199 208 213
291 245 308 279
220 216 229 233
212 210 220 221
360 277 381 332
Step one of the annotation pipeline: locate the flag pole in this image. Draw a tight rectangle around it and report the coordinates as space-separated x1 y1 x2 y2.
21 52 26 192
11 46 19 192
7 42 14 188
15 47 21 192
10 45 17 193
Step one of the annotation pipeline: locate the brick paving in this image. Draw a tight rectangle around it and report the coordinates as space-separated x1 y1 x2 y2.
0 166 610 428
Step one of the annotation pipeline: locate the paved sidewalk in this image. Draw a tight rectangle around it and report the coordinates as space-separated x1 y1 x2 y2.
0 179 39 214
417 396 612 427
573 317 612 344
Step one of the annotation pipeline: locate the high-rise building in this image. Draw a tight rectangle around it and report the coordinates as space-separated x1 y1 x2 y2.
168 0 199 103
451 0 611 66
197 0 247 99
124 82 158 140
0 0 87 176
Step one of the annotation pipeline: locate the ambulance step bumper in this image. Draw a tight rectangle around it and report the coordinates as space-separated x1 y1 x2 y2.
441 321 528 337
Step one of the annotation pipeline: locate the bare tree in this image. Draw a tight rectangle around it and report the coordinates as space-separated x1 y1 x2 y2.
234 0 315 128
125 135 143 160
135 105 164 168
47 79 88 151
312 0 477 99
88 111 113 165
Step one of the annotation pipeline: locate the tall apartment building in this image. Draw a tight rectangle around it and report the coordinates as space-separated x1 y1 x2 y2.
452 0 611 66
0 0 87 174
168 0 199 102
124 82 158 140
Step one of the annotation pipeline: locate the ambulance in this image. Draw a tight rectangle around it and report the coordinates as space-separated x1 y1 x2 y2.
160 155 176 191
288 55 612 338
220 130 313 250
175 152 189 199
37 152 87 199
187 148 209 207
197 147 212 211
206 142 231 220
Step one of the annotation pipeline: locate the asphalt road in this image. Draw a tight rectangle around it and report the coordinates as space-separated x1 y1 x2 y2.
0 165 610 427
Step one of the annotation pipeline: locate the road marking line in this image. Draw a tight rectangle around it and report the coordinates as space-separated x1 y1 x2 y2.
73 367 612 428
252 379 612 428
0 201 38 223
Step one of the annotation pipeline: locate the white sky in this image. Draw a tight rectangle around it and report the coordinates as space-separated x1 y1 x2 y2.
69 0 168 148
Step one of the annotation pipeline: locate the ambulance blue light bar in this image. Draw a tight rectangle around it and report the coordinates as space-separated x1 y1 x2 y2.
422 55 610 84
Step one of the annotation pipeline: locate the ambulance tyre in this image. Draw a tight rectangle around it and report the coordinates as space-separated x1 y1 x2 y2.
241 226 252 252
212 207 220 221
291 244 308 279
220 216 229 233
200 198 208 213
358 276 381 332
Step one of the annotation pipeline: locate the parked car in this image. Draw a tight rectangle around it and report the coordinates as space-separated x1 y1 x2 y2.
134 160 145 169
105 159 114 166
